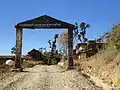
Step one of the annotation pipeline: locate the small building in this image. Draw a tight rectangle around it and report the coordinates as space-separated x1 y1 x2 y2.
27 49 44 61
87 40 96 50
75 43 87 50
73 40 105 60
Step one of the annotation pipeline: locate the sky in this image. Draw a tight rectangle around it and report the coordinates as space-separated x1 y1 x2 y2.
0 0 120 55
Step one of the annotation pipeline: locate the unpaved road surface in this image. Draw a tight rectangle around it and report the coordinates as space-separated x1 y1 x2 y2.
0 65 102 90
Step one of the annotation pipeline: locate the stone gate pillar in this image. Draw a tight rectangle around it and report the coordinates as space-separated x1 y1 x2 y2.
15 27 23 68
68 26 73 69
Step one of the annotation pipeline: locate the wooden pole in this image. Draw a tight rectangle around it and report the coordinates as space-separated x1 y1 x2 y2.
15 27 23 68
68 26 74 69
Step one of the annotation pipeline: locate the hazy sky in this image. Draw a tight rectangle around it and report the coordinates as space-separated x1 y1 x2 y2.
0 0 120 55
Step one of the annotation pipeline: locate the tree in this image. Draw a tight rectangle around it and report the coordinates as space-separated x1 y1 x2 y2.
48 34 59 64
74 22 90 43
11 46 16 54
57 29 79 56
38 47 46 54
79 22 90 42
48 34 59 54
101 32 110 43
57 30 68 56
57 22 90 55
107 24 120 51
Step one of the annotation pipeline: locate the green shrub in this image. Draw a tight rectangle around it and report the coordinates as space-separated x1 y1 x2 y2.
107 25 120 51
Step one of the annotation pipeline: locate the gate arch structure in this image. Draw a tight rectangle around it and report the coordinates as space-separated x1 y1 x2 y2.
15 15 75 69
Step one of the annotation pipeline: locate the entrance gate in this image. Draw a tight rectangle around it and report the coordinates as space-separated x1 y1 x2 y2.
15 15 75 69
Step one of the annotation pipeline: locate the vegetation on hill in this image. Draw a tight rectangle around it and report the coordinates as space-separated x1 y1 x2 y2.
77 24 120 87
106 24 120 51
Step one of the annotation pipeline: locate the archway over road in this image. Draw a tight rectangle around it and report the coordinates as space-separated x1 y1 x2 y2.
15 15 75 69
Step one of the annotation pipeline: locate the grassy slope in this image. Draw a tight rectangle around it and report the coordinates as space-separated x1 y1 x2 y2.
74 48 120 87
74 25 120 87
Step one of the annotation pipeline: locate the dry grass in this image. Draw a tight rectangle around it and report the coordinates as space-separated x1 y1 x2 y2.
0 64 10 73
0 60 44 74
22 60 45 68
73 48 120 87
0 63 16 82
0 60 44 82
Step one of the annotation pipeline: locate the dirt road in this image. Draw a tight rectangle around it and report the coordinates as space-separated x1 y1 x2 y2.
0 65 101 90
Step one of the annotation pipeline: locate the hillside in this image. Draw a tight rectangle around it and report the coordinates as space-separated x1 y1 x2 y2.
75 24 120 88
